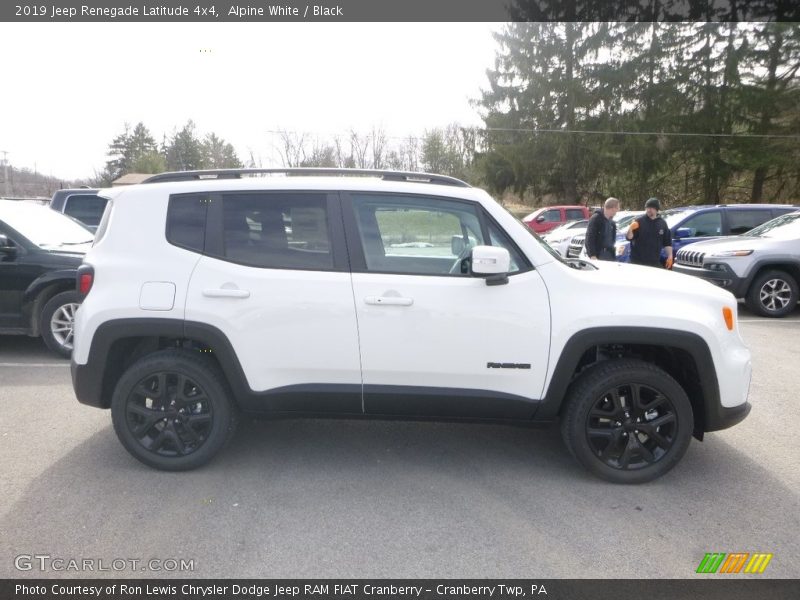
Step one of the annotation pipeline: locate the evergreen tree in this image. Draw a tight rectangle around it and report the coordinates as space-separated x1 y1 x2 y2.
165 121 204 171
202 133 243 169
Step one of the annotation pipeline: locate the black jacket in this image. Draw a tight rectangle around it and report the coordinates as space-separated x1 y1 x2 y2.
584 210 617 259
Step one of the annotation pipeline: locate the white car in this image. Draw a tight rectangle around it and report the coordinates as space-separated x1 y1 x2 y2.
72 169 751 483
542 219 588 256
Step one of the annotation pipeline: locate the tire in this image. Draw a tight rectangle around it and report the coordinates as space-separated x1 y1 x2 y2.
39 290 81 358
110 349 238 471
745 270 799 318
560 359 694 484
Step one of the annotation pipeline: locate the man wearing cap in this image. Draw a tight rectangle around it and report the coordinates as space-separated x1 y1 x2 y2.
584 197 620 261
626 197 673 269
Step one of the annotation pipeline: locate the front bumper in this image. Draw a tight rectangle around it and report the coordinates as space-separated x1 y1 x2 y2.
705 401 751 432
673 263 749 298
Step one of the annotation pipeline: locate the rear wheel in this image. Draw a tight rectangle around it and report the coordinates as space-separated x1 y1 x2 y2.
110 349 238 471
745 270 798 318
40 290 81 358
561 359 693 484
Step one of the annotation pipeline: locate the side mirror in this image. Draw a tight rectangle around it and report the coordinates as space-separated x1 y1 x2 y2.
535 215 546 223
675 228 691 239
0 234 16 257
471 246 511 286
451 235 466 256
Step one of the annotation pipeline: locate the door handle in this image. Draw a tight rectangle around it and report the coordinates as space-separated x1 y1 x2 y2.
365 295 413 306
203 288 251 299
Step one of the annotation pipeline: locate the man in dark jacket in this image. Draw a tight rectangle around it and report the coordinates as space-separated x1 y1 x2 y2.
584 197 620 260
627 197 673 268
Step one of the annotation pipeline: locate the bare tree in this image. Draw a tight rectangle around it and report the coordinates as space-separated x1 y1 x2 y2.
349 129 370 169
275 129 307 167
370 127 387 169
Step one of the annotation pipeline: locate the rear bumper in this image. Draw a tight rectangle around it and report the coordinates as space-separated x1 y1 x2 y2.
71 359 105 408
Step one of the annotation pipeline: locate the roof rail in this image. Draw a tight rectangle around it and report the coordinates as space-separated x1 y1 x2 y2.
141 168 471 188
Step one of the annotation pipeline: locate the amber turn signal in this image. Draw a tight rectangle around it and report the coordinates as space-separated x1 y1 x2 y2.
722 306 734 331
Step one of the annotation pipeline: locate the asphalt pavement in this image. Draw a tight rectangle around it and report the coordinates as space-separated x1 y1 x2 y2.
1 306 798 579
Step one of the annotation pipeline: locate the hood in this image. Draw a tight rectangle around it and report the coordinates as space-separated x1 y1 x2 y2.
40 242 92 254
677 235 773 254
586 259 733 303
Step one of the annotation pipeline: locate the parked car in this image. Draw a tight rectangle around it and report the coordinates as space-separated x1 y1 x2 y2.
673 211 800 317
49 188 106 232
72 168 751 483
0 200 93 356
542 219 588 256
522 205 591 234
566 211 644 259
613 204 797 263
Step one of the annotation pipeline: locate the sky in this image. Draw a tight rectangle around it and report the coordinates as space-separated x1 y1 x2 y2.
0 22 501 180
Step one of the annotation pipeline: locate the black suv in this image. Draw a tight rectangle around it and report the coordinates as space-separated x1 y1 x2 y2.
49 188 106 232
0 200 93 356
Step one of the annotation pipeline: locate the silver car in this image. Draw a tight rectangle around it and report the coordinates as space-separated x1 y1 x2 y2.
673 211 800 317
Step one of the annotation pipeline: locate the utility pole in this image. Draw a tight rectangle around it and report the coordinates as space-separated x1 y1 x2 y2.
1 150 10 197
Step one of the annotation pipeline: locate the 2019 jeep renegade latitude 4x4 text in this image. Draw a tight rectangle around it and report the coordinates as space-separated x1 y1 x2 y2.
71 169 752 483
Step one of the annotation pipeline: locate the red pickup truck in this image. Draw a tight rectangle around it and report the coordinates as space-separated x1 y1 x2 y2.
522 205 592 234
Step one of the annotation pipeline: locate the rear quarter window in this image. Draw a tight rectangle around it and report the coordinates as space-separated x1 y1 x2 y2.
64 195 107 228
166 194 208 253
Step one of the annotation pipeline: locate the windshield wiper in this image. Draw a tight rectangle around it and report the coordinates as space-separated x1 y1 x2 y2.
59 240 93 245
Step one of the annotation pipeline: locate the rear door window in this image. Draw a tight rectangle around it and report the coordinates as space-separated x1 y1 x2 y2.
220 193 333 271
565 208 585 221
726 210 773 235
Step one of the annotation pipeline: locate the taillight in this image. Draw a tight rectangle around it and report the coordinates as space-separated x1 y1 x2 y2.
77 264 94 297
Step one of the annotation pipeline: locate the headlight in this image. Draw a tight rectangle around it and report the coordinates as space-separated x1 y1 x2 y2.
708 249 753 257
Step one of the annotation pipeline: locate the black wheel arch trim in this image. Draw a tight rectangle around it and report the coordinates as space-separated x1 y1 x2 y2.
72 318 185 409
23 269 79 305
533 327 740 433
741 259 800 295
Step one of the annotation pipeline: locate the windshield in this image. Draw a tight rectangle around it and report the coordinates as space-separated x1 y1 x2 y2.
745 212 800 239
663 209 695 229
0 203 93 248
505 207 571 265
615 214 640 230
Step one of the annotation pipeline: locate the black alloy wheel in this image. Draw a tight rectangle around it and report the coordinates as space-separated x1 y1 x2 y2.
586 382 677 470
125 371 213 458
111 349 237 470
561 359 693 483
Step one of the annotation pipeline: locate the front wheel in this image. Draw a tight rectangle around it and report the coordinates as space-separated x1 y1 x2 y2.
39 290 81 358
560 359 693 484
110 349 238 471
745 270 798 318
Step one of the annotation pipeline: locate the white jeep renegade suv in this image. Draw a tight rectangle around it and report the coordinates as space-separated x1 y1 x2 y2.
71 169 752 483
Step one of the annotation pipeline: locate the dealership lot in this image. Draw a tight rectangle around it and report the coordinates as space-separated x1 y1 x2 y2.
1 305 798 579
